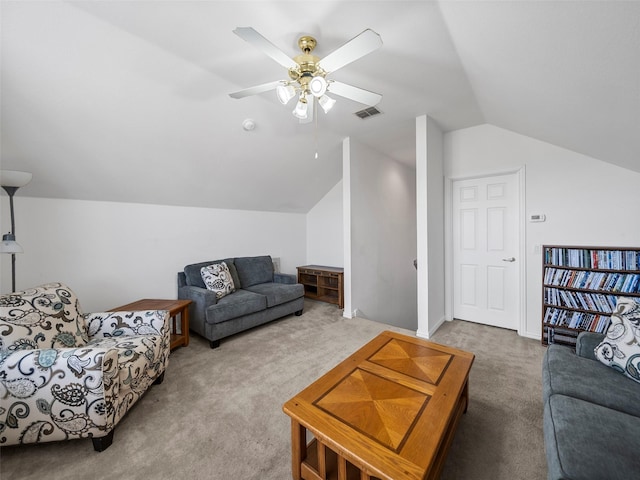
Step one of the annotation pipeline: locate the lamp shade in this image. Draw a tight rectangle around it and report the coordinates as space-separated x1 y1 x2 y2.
0 170 32 188
276 85 296 105
318 94 336 113
292 98 308 119
0 233 23 254
309 76 327 97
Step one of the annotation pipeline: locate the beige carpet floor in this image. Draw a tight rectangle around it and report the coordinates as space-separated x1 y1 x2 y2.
0 299 547 480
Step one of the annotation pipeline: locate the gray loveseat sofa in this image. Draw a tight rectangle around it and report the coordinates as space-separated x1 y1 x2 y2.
177 255 304 348
542 331 640 479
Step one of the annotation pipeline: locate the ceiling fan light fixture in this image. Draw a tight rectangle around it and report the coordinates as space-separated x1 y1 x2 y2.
229 27 383 123
318 94 336 113
292 97 308 119
276 84 296 105
309 76 327 97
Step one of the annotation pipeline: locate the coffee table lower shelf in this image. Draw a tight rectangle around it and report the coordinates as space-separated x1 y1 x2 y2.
301 438 363 480
293 384 468 480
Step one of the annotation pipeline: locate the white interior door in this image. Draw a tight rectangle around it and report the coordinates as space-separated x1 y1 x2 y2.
452 173 520 330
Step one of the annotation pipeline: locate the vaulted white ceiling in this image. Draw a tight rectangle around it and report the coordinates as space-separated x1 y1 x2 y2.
2 1 638 213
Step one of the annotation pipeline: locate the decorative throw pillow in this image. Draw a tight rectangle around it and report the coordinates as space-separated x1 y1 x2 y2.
0 282 89 352
594 297 640 383
201 262 236 299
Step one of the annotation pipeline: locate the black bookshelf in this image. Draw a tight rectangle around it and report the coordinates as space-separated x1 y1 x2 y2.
542 245 640 347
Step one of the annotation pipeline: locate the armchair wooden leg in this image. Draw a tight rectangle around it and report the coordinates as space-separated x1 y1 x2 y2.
209 339 221 349
92 430 114 452
153 371 165 385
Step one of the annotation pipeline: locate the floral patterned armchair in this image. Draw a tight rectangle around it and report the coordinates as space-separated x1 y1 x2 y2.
0 282 170 451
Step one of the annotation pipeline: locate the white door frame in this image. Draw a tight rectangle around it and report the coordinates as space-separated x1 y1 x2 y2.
444 167 527 336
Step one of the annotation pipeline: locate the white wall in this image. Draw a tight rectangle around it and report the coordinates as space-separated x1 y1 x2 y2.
348 138 417 330
306 180 343 267
426 118 445 332
416 115 445 339
444 123 640 339
10 124 635 340
342 138 353 318
0 197 306 311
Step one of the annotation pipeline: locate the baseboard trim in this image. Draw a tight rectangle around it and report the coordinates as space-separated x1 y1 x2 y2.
520 330 541 341
416 328 430 339
416 316 446 339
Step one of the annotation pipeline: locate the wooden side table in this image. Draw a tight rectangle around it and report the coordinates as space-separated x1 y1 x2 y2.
297 265 344 308
109 298 191 351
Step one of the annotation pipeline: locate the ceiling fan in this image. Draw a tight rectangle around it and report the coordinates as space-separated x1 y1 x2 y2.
229 27 383 123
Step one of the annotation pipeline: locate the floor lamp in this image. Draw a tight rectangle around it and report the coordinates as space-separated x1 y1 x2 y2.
1 170 32 292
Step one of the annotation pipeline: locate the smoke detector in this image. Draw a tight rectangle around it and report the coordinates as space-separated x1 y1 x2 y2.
242 119 256 131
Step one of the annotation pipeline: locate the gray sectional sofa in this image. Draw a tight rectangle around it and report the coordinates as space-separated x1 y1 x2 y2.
177 255 304 348
542 331 640 479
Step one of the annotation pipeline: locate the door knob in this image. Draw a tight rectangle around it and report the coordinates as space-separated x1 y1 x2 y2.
502 257 516 262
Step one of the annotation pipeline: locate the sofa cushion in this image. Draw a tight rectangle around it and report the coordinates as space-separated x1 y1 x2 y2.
244 282 304 308
205 289 267 324
544 394 640 480
87 333 165 423
542 343 640 417
234 256 274 287
594 297 640 383
0 282 89 351
201 262 236 299
89 334 164 392
184 259 241 289
575 331 605 360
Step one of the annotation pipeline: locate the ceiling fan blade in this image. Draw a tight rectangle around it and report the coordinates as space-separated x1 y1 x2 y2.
233 27 298 70
328 81 382 106
229 80 282 99
320 29 382 73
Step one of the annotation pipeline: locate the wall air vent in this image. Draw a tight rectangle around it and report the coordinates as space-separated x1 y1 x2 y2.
354 106 382 119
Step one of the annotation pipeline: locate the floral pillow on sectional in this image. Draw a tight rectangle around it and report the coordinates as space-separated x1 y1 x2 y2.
594 297 640 383
201 262 236 299
0 282 89 352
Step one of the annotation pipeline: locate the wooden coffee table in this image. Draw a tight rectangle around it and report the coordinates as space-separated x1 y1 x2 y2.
283 331 474 480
